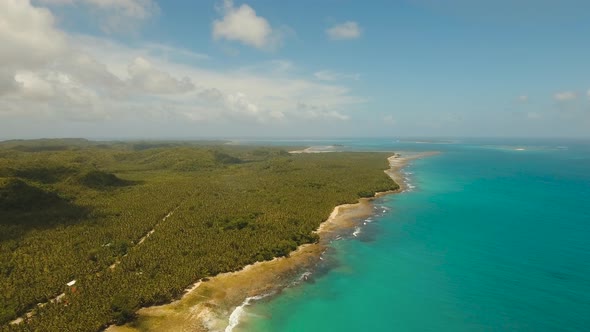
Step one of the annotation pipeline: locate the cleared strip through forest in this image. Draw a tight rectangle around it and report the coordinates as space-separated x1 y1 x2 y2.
110 203 183 271
10 202 184 326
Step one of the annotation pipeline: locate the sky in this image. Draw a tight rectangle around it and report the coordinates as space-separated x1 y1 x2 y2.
1 0 590 139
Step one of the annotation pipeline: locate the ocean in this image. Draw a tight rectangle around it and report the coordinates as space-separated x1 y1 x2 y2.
231 138 590 332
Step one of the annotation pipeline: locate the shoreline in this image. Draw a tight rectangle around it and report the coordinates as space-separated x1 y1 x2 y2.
107 151 437 332
385 151 439 192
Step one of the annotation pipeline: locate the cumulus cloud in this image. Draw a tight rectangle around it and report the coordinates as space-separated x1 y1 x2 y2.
225 92 260 117
1 0 67 70
1 1 363 128
8 69 111 121
127 57 194 94
212 0 279 49
295 102 350 121
326 21 361 40
554 91 577 101
34 0 159 33
46 53 122 98
14 71 55 100
0 0 68 98
79 36 363 123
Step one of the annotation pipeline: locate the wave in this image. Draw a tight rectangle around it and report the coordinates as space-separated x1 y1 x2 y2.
225 293 272 332
399 169 416 192
401 178 415 192
352 227 361 237
299 271 313 282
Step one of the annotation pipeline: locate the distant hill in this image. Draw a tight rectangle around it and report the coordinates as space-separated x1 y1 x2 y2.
0 138 93 152
78 170 131 189
0 178 63 211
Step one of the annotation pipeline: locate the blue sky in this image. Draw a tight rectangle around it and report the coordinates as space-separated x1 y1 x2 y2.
1 0 589 138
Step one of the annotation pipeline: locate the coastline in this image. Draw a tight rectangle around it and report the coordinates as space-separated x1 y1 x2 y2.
384 151 439 192
107 151 436 332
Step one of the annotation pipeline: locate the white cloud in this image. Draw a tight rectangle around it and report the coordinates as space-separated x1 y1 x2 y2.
34 0 159 33
226 92 259 116
15 71 55 100
295 102 350 121
127 57 194 94
587 89 590 98
221 91 285 122
314 70 360 81
0 1 363 128
1 0 67 70
0 0 67 97
212 0 279 49
326 21 361 40
554 91 577 101
517 95 528 102
9 69 110 121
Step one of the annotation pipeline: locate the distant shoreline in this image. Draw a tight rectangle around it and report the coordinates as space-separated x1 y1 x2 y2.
107 151 437 332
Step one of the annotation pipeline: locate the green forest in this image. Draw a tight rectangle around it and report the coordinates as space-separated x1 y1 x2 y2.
0 139 397 331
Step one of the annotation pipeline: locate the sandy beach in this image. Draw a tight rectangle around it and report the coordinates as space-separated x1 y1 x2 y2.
107 151 436 332
385 151 439 192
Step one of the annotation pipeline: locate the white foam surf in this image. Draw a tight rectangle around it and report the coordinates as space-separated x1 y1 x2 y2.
225 293 271 332
300 271 312 281
352 227 361 237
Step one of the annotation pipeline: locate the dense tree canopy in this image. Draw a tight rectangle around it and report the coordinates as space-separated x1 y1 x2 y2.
0 140 397 331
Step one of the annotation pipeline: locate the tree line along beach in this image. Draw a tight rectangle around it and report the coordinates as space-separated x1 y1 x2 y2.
0 139 427 331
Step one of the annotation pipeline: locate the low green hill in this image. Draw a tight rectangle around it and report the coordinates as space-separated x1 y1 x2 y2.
78 170 131 189
0 179 62 211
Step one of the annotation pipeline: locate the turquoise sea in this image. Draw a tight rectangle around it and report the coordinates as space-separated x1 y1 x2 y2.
233 138 590 332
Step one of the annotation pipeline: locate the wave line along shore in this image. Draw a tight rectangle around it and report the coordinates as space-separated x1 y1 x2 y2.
106 151 437 332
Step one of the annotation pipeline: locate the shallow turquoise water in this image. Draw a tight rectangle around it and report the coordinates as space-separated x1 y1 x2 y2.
237 139 590 332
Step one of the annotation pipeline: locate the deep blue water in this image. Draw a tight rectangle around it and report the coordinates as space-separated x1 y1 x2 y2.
235 138 590 332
